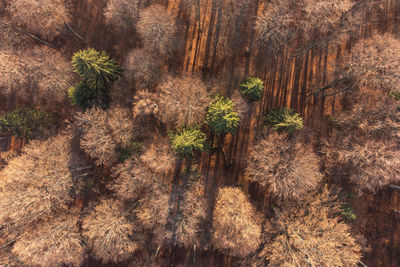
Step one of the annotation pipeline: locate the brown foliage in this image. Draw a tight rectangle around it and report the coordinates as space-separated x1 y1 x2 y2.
104 0 139 32
246 133 323 203
0 50 27 96
12 214 85 267
82 199 137 263
6 0 70 40
170 180 206 249
123 49 162 90
110 158 155 201
212 187 261 258
263 187 362 266
24 46 75 104
155 75 210 128
231 91 251 121
0 20 32 51
136 4 176 56
132 90 159 120
341 34 400 92
76 106 135 166
0 135 74 235
140 138 177 175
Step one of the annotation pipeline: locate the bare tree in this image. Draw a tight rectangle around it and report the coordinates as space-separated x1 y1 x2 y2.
136 4 176 56
0 50 28 97
340 33 400 92
12 214 85 267
0 19 33 51
0 135 74 235
212 187 262 258
262 187 362 266
82 199 138 264
231 91 251 121
170 180 206 249
110 158 155 201
6 0 70 40
123 48 162 90
155 75 210 128
132 90 159 120
246 132 323 203
140 138 177 175
76 106 135 166
24 46 75 104
104 0 139 33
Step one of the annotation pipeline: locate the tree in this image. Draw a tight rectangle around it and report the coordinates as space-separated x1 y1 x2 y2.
245 132 322 203
0 51 28 97
12 214 85 267
104 0 139 33
136 4 176 56
239 77 264 102
169 127 206 158
6 0 71 40
140 138 177 175
231 91 251 121
24 46 75 104
155 75 210 128
0 135 75 235
205 95 240 136
82 199 138 264
170 179 207 249
262 187 362 266
212 187 261 258
340 34 400 92
76 106 135 166
264 108 303 134
68 81 97 109
110 158 155 201
0 107 52 140
132 91 159 120
72 48 121 89
123 49 162 90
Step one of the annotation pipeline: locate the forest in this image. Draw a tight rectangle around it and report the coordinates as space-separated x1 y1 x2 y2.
0 0 399 266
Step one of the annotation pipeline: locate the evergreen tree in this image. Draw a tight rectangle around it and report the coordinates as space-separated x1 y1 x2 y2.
264 107 303 133
240 77 264 102
170 127 206 158
72 48 121 89
205 95 240 136
68 81 97 109
0 108 52 140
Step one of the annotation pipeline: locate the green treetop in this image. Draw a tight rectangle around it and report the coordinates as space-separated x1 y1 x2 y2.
170 127 206 158
264 107 303 134
206 95 240 136
72 48 121 89
240 77 264 102
0 108 52 140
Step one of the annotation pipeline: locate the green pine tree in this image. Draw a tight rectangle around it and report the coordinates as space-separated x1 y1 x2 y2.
0 108 52 140
72 48 121 89
170 127 206 158
68 81 97 109
240 77 264 102
205 95 240 136
264 107 303 133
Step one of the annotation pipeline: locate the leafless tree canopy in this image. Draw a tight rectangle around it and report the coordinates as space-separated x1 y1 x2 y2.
212 187 261 258
140 138 177 175
263 188 362 266
0 50 28 96
82 199 137 263
246 133 323 203
0 135 74 235
12 214 85 267
341 34 400 92
155 75 210 128
24 46 75 104
123 48 162 90
104 0 139 32
6 0 71 40
110 158 155 201
132 90 159 120
136 4 176 56
76 106 135 166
